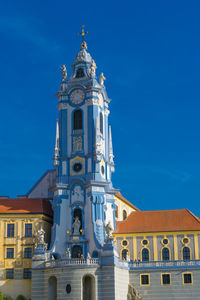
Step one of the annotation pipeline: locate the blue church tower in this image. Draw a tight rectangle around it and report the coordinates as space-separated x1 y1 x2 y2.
28 27 200 300
50 34 116 259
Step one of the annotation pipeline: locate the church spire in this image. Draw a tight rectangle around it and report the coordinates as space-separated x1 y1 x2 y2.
50 32 116 256
53 119 60 167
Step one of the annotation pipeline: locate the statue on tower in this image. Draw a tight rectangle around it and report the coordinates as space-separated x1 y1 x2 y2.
73 216 81 235
60 64 67 80
105 221 113 239
99 72 106 85
90 59 97 77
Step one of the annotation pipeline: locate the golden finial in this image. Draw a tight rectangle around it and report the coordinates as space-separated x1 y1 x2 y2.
78 25 88 42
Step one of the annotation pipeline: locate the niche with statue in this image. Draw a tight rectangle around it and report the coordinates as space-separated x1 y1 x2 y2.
72 208 82 235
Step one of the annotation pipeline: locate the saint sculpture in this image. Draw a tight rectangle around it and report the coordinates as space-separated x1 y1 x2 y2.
60 64 67 80
104 221 113 239
99 72 106 85
90 59 97 76
73 216 81 235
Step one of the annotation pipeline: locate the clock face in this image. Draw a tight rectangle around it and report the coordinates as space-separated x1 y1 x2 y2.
70 89 84 104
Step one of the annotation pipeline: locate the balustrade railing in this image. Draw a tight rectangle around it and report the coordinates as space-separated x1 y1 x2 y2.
45 258 99 268
118 259 200 269
43 257 200 269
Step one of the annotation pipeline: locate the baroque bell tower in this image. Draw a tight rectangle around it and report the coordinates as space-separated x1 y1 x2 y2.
50 27 116 258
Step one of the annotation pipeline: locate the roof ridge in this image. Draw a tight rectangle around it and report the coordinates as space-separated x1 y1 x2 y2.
26 169 56 196
114 208 200 234
137 208 187 213
114 192 140 211
185 208 200 225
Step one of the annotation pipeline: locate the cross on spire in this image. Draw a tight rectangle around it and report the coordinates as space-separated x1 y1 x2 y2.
78 25 88 42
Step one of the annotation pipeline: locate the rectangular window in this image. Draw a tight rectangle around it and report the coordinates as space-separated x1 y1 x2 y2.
183 273 192 284
24 248 32 258
140 274 150 285
6 269 14 279
23 268 32 279
25 224 32 237
7 224 14 237
162 274 171 285
6 248 14 259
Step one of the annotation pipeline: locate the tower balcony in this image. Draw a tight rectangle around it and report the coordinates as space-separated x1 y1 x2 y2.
44 257 99 268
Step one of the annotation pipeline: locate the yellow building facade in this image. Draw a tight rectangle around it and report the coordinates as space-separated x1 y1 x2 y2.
0 197 52 300
113 209 200 263
113 230 200 261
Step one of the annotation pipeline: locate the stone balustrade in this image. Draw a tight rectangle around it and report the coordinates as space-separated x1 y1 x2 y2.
44 258 99 268
118 259 200 269
39 257 200 269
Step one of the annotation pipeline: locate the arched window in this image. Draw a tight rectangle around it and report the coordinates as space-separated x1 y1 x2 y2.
72 245 83 258
76 68 84 78
73 208 82 234
122 249 128 260
162 247 170 261
142 248 149 262
123 209 127 220
48 276 57 300
115 205 119 218
183 246 190 260
100 112 103 134
83 275 96 300
73 110 82 130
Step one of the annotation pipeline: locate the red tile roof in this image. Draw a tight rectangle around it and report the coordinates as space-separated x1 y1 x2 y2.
115 192 139 211
114 209 200 234
0 198 53 217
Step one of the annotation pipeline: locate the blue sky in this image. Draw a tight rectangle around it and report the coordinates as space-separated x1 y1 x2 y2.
0 1 200 214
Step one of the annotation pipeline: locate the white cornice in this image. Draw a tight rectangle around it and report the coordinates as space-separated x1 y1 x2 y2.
57 103 69 110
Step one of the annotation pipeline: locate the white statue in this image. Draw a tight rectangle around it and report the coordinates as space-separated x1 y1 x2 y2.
72 185 84 203
99 73 106 85
37 227 45 244
105 221 113 238
87 252 91 259
60 64 67 80
73 216 81 235
90 59 97 76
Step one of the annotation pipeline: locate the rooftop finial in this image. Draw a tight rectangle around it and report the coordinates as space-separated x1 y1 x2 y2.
78 25 88 50
78 25 88 42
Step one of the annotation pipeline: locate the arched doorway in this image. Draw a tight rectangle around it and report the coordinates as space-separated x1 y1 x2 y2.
48 276 57 300
72 245 83 258
83 275 96 300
